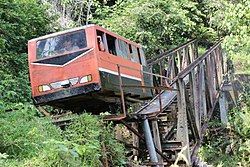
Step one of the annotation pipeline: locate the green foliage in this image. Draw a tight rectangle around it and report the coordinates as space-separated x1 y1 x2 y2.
0 0 249 166
63 114 126 166
221 1 250 74
43 0 102 27
0 71 31 106
0 110 126 166
0 0 57 107
0 1 126 166
201 0 250 73
0 0 52 53
199 84 250 166
0 104 63 160
92 0 204 57
63 114 103 166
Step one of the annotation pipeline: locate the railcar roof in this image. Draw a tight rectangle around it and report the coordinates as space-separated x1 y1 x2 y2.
29 24 142 47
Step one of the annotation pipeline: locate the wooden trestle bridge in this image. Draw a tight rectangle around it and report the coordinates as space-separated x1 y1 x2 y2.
107 39 234 166
51 39 236 166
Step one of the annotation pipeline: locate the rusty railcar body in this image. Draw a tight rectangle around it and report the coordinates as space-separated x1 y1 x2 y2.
28 25 153 113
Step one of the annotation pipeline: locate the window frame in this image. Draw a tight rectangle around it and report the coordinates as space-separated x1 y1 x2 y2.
36 30 87 60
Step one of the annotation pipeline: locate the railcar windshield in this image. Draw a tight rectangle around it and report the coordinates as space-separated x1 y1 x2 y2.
36 30 87 59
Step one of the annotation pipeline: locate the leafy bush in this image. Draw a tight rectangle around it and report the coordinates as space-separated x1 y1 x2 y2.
0 108 126 166
0 0 59 108
63 113 126 166
208 0 250 74
199 84 250 166
92 0 204 58
0 104 63 160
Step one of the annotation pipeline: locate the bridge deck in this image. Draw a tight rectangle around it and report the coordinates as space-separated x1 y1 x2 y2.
136 78 188 116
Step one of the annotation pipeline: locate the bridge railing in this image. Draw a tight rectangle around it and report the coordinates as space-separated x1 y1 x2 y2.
147 39 198 87
145 39 226 165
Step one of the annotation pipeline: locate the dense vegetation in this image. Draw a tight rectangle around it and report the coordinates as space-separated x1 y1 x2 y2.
0 108 125 166
199 84 250 166
0 0 249 166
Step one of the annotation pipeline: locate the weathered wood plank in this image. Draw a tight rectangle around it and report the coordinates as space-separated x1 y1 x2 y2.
219 92 228 124
200 64 207 120
191 68 200 134
176 78 191 165
152 120 163 166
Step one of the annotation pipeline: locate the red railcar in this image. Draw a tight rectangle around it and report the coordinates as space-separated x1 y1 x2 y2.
28 25 152 113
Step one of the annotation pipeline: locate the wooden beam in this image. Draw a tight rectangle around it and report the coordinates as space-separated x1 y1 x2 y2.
152 120 163 166
176 78 191 165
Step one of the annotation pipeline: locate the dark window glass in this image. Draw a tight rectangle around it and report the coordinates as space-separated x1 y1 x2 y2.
36 30 87 59
137 48 146 66
97 30 107 51
139 48 147 66
118 39 130 60
129 44 139 63
106 33 117 56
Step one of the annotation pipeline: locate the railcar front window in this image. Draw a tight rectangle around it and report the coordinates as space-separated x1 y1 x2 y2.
36 30 87 59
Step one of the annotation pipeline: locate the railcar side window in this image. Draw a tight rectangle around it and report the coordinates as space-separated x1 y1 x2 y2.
119 40 130 60
97 30 106 51
106 34 118 56
129 44 139 63
36 30 87 59
137 48 147 66
139 48 147 66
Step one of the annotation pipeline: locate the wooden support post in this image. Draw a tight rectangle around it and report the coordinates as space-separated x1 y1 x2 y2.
194 40 199 59
102 143 109 167
210 53 216 101
219 91 228 124
132 122 139 157
189 43 194 62
215 47 222 85
205 56 214 107
200 64 207 120
170 55 176 80
38 106 51 117
131 103 141 157
212 51 220 91
191 69 201 135
152 120 163 166
177 50 182 72
186 46 191 65
159 60 163 86
183 47 188 69
176 78 191 165
166 56 171 79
